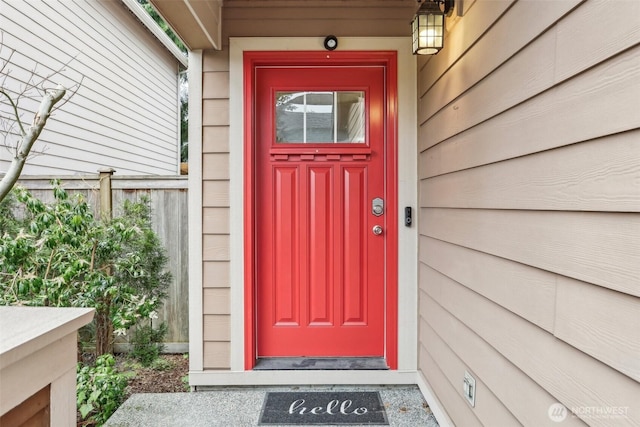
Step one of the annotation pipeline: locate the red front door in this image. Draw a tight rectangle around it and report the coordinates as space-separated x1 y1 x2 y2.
251 53 395 359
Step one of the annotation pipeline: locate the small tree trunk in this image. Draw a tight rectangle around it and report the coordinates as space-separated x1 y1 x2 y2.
95 306 114 357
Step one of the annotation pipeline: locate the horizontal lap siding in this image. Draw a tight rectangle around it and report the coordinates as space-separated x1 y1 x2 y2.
201 50 231 369
0 0 179 175
418 0 640 426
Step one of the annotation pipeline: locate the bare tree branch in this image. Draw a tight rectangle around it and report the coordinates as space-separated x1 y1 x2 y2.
0 84 65 201
0 88 25 135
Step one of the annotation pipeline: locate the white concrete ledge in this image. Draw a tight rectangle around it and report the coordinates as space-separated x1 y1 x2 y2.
0 307 94 424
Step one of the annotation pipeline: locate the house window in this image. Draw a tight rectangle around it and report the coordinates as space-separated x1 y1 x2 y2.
275 91 365 143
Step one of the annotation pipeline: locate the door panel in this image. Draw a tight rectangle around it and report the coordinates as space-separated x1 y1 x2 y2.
255 64 386 357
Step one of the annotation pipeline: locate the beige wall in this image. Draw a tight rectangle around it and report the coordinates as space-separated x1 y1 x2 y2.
417 0 640 426
201 49 232 369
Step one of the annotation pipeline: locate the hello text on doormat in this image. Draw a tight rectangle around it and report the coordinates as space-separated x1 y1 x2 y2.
259 391 389 425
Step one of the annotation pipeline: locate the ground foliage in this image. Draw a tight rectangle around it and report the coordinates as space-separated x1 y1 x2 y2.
77 354 128 426
130 321 168 367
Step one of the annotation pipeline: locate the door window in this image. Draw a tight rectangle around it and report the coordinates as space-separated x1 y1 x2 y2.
275 91 365 143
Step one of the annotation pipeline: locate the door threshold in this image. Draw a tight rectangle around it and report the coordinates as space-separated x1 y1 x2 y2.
254 357 389 371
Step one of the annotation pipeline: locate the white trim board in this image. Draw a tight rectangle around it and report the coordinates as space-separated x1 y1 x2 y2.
189 370 418 387
120 0 188 67
188 50 204 372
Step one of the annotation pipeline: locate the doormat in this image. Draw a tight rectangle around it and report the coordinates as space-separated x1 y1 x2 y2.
259 391 389 425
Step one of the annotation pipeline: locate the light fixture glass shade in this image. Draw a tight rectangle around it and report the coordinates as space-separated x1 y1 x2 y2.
412 1 445 55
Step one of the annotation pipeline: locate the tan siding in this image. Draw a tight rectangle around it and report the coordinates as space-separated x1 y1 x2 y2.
203 181 230 207
555 277 640 382
203 262 230 288
203 342 231 369
417 0 514 92
201 49 231 369
203 315 231 341
420 293 588 427
419 345 483 427
420 132 640 212
203 72 231 99
423 267 640 425
421 208 640 297
421 322 522 427
418 0 640 425
421 17 557 126
203 208 230 234
203 289 231 315
419 0 581 114
202 154 230 180
420 48 640 176
203 48 230 72
420 237 556 333
0 0 180 175
203 127 231 153
203 100 231 126
203 233 230 262
554 0 640 81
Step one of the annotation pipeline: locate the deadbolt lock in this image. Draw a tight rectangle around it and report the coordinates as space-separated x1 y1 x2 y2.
372 197 384 216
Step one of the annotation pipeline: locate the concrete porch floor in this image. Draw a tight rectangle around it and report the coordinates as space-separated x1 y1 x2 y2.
104 385 439 427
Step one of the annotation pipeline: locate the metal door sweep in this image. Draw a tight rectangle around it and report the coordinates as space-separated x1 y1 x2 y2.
254 357 389 370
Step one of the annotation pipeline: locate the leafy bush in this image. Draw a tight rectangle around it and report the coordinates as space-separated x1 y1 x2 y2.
0 180 171 356
0 190 17 236
77 354 128 426
130 322 168 367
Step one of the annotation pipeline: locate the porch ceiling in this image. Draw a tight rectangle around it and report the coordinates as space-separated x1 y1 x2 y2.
149 0 417 51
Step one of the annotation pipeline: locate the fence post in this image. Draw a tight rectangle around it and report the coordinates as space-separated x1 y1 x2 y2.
98 168 115 219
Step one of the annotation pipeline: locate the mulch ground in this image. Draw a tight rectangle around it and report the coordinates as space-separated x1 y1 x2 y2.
118 353 190 398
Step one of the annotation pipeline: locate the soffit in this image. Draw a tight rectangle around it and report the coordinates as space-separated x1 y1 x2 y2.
150 0 223 50
150 0 417 50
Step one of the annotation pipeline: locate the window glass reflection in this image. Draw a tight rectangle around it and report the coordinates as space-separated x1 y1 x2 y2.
275 91 365 143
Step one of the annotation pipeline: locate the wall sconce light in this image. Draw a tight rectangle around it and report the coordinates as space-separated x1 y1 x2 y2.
412 0 454 55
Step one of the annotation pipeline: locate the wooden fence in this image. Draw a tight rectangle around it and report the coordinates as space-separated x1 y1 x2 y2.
16 173 189 352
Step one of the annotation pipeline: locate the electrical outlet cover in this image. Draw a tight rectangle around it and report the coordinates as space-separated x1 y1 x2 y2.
463 371 476 407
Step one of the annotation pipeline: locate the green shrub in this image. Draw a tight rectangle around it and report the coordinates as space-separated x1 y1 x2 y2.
0 180 171 356
0 190 17 236
130 322 168 366
77 354 127 426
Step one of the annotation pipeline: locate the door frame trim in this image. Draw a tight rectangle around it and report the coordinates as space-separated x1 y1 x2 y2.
243 51 398 369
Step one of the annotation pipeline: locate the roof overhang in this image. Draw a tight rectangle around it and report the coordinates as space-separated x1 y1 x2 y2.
149 0 222 51
121 0 189 66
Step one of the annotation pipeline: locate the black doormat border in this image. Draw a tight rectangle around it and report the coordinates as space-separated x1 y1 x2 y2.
259 391 389 425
